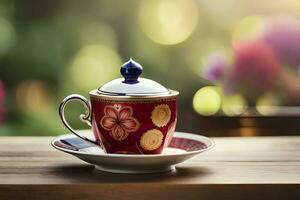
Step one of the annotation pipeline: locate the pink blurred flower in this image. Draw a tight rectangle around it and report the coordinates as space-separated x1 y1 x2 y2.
0 81 5 123
263 16 300 70
229 40 281 102
203 53 227 82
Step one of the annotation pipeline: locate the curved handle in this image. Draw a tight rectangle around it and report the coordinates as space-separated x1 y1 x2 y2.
59 94 97 145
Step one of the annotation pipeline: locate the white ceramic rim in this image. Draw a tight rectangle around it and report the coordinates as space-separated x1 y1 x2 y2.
89 89 179 101
51 131 214 158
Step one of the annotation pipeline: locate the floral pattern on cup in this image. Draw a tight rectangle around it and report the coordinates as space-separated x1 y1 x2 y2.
140 129 164 151
151 104 171 127
100 105 140 141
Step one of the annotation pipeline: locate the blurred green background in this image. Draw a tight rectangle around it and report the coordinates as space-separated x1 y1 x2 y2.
0 0 300 136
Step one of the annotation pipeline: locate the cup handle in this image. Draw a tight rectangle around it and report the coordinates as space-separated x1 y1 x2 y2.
59 94 98 145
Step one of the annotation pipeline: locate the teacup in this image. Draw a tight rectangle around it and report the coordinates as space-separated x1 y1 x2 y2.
59 59 179 154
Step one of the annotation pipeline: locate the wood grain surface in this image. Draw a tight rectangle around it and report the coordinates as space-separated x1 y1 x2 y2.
0 136 299 200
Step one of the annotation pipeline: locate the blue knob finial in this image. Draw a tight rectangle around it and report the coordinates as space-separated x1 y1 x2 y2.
120 58 143 84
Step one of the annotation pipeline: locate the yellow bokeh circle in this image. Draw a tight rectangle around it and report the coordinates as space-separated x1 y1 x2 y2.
193 86 221 116
139 0 199 45
69 45 122 91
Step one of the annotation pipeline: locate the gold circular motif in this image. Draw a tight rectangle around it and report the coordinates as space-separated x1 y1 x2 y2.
140 129 163 151
151 104 171 127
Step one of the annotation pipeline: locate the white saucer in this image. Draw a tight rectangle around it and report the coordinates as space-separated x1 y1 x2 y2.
51 130 214 174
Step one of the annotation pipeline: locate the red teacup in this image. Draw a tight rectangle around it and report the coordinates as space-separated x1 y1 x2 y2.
59 59 179 154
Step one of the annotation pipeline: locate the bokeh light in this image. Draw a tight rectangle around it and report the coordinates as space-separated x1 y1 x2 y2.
222 94 246 116
69 45 122 91
256 93 280 115
0 17 16 56
232 15 264 42
139 0 199 45
1 0 300 137
200 0 241 28
193 86 221 116
253 0 300 14
16 80 51 111
79 22 118 49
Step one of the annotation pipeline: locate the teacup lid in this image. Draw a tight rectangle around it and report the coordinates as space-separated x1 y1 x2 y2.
98 58 170 96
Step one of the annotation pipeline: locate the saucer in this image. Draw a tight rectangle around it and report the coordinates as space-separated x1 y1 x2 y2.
51 130 214 174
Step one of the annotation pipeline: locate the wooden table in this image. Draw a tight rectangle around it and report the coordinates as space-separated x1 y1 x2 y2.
0 136 299 200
